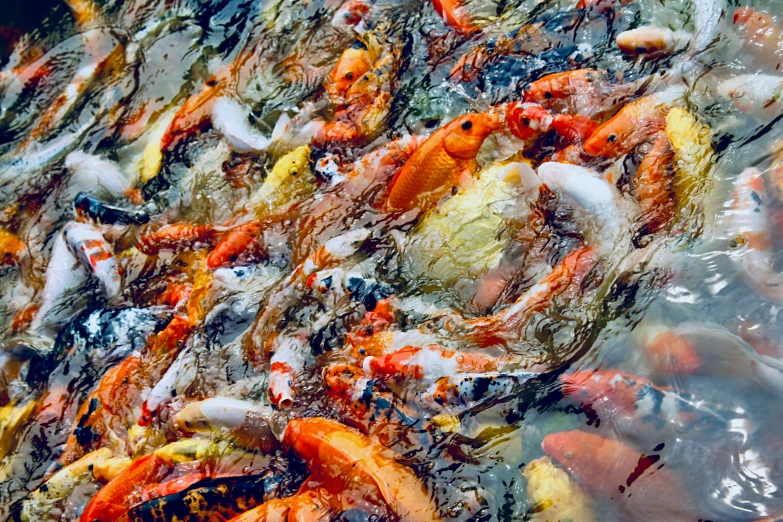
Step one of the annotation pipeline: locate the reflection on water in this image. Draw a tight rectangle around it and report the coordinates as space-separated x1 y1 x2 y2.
0 0 782 520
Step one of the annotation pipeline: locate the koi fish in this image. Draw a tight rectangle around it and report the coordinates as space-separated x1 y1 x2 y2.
207 220 266 269
733 8 783 71
583 86 685 157
136 223 218 255
542 430 697 522
715 74 783 121
283 417 441 521
74 193 150 226
523 456 595 522
331 0 371 33
728 167 783 302
325 40 374 103
21 448 113 522
323 364 422 447
173 397 287 453
462 246 597 347
560 370 729 436
31 231 89 331
385 112 501 213
537 162 630 254
635 323 701 375
268 329 312 409
501 101 598 144
634 132 676 233
63 222 122 298
116 475 282 522
430 0 480 34
250 144 313 212
416 371 538 410
616 26 689 56
211 97 274 153
0 227 24 266
362 345 514 384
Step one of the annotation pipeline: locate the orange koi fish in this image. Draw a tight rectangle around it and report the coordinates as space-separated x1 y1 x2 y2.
634 132 675 233
0 227 24 266
207 220 266 269
137 223 219 255
430 0 480 34
636 323 701 375
733 8 783 70
363 345 509 383
283 417 441 521
583 87 683 157
502 101 598 143
543 430 696 522
80 452 171 522
385 112 500 213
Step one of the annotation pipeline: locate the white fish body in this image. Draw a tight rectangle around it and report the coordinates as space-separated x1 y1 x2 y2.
62 222 121 298
212 97 273 153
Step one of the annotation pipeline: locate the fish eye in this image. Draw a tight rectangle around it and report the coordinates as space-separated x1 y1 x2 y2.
184 420 193 429
345 71 354 80
564 450 574 459
461 120 473 131
425 118 439 129
544 91 553 99
291 170 298 176
728 235 747 249
522 117 530 125
607 133 617 143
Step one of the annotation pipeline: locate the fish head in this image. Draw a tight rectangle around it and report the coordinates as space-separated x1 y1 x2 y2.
442 112 501 160
542 430 599 477
323 364 364 400
504 102 554 141
173 401 212 433
272 145 313 182
327 41 372 99
733 7 774 36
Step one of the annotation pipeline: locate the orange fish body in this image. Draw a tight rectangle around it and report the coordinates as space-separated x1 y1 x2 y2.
524 69 603 104
207 220 265 269
385 113 500 212
326 42 373 103
634 132 675 233
430 0 479 34
0 227 24 266
640 327 701 375
80 453 170 522
583 94 669 157
283 417 441 521
543 430 694 521
733 8 783 69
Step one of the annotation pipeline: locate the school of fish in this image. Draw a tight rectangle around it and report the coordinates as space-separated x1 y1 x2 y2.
0 0 783 519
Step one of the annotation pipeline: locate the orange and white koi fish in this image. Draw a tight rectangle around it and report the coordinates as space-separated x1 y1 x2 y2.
331 0 371 33
461 246 597 347
63 222 121 298
283 417 441 521
500 101 599 144
635 323 701 375
583 86 685 157
733 8 783 71
728 167 783 302
716 74 783 121
522 69 625 119
362 345 514 384
560 370 729 436
542 430 696 522
268 330 312 409
385 112 501 213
